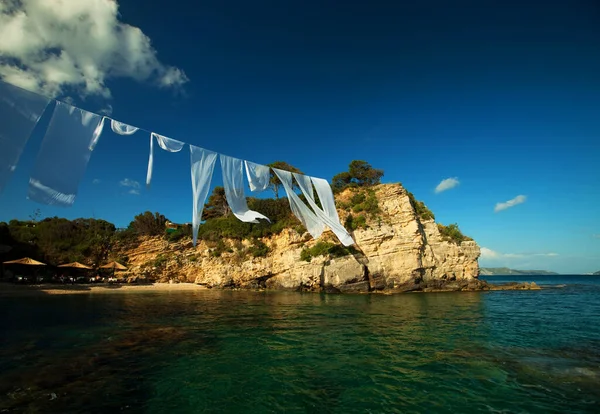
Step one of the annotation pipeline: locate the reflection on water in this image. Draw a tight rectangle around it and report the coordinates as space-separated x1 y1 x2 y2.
0 284 599 413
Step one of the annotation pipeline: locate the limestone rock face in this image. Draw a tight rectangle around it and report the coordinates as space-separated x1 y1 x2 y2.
119 183 480 292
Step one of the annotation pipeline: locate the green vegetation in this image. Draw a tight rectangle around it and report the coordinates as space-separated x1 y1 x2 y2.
152 254 169 268
129 211 168 236
2 217 115 266
249 239 270 257
407 192 435 221
196 197 299 241
300 241 357 262
332 160 384 193
350 189 380 217
209 239 233 258
437 223 472 244
202 186 230 220
165 225 192 242
344 214 367 231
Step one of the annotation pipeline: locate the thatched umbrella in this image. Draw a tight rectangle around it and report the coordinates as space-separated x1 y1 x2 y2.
100 261 127 281
58 262 93 283
3 257 47 282
99 261 127 271
58 262 92 269
4 257 47 266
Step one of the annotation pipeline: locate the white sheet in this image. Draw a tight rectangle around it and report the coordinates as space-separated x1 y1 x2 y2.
221 155 270 223
111 119 139 135
272 168 325 239
0 81 50 193
28 102 104 206
146 132 185 187
294 173 354 246
190 145 218 246
244 160 271 192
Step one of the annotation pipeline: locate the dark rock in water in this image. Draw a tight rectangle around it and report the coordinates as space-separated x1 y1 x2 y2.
338 281 370 293
322 285 342 294
368 274 387 291
391 281 423 293
489 281 540 290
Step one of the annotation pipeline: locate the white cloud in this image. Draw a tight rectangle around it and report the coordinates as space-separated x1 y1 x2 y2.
120 178 140 195
494 195 527 212
481 246 558 260
92 178 101 184
119 178 140 189
0 0 188 98
480 247 499 259
435 177 460 193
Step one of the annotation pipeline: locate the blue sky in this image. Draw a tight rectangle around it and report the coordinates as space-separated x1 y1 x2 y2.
0 0 599 273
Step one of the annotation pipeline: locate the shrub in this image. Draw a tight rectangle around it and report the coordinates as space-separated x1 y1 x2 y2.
153 254 168 268
196 197 298 241
166 226 192 242
300 241 357 262
210 239 232 258
249 239 270 257
345 214 367 231
437 223 472 244
346 189 380 218
407 192 435 221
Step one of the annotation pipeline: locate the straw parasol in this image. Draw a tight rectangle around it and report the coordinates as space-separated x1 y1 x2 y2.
100 261 127 271
4 257 46 266
58 262 93 269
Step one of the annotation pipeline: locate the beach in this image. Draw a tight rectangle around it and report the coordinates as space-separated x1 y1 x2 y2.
0 282 211 296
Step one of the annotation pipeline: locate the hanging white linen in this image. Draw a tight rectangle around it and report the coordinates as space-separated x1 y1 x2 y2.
311 177 343 224
146 132 185 187
294 173 354 246
244 160 271 192
88 116 106 151
111 119 139 135
272 168 325 239
221 155 270 223
191 145 218 246
0 81 51 193
28 102 104 206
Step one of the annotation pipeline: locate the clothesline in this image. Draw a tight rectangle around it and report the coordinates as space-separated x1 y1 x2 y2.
0 79 354 247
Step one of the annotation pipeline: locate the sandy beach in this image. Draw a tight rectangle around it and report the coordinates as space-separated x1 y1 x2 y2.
0 282 211 296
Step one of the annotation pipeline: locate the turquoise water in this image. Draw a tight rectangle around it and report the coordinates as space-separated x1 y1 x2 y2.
1 276 599 413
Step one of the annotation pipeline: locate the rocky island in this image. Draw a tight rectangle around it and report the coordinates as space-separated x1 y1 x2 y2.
116 183 482 293
1 161 539 294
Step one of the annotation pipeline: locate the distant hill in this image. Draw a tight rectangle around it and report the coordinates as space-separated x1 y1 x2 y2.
594 271 600 276
479 267 559 276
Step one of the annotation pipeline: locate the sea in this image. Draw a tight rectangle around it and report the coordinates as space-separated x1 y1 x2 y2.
1 275 599 413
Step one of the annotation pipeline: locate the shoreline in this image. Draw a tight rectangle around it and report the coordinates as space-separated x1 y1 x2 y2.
0 282 211 296
0 281 541 296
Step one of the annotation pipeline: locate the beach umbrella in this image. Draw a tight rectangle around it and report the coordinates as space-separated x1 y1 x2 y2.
3 257 47 282
99 261 127 271
3 257 46 266
58 262 93 269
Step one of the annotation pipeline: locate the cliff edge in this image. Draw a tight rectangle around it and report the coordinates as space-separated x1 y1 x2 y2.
119 183 481 292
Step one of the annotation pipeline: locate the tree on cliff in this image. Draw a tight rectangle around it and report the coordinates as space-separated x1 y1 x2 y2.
203 186 231 220
267 161 303 198
128 211 168 236
332 160 384 192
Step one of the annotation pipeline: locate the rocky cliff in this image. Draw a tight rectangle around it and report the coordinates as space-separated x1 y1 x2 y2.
118 183 481 292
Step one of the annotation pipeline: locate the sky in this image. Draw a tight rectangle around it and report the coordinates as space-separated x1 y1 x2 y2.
0 0 599 273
